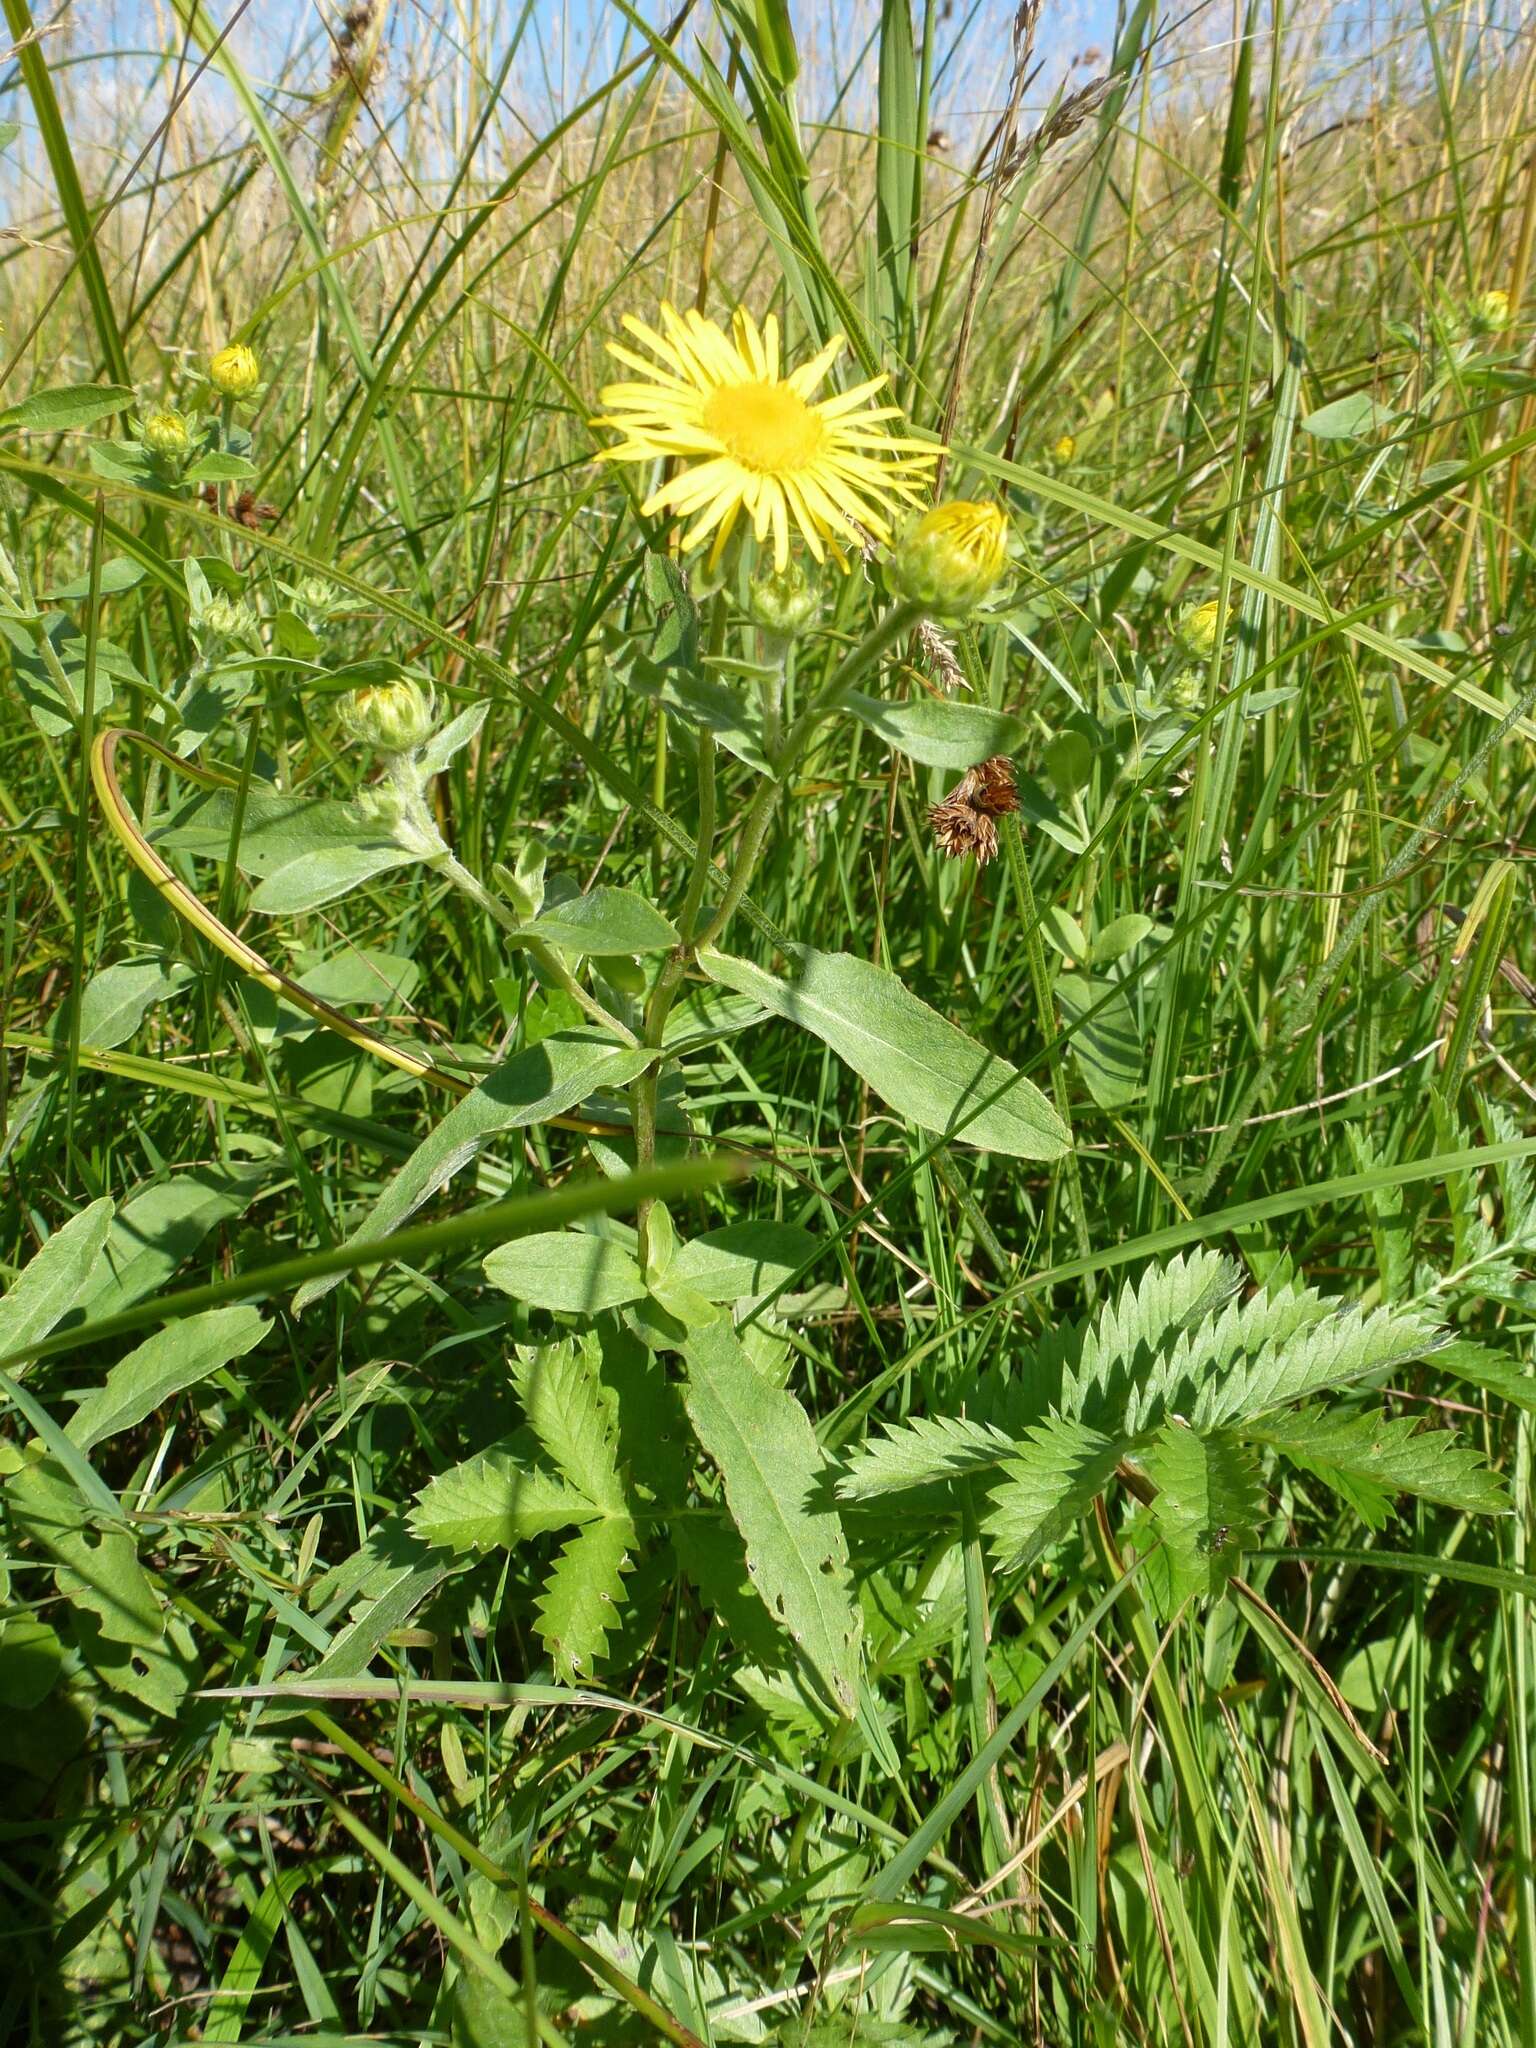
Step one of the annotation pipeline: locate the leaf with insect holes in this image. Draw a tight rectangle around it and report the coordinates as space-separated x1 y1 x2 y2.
534 1514 634 1682
684 1316 861 1718
700 944 1069 1160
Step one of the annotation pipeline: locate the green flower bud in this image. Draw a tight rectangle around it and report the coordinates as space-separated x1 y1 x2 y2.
888 500 1010 619
198 593 259 645
340 678 437 757
1167 666 1205 711
747 557 820 639
210 342 261 399
141 408 190 461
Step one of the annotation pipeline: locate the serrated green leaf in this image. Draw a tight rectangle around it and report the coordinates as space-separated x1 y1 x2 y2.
533 1514 634 1682
1138 1422 1262 1600
408 1434 591 1551
66 1304 268 1451
683 1317 861 1717
484 1230 646 1314
838 1413 1019 1499
700 944 1069 1160
1193 1302 1443 1429
511 1334 624 1509
1243 1404 1508 1524
982 1415 1124 1571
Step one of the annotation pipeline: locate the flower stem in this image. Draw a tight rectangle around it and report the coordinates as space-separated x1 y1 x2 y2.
436 849 638 1047
999 810 1093 1281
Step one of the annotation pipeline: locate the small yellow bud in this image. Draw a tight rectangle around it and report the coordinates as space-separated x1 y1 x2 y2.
1052 433 1077 465
889 501 1010 619
1469 288 1511 335
340 678 437 757
209 342 261 399
1177 598 1229 659
747 557 820 639
141 408 190 460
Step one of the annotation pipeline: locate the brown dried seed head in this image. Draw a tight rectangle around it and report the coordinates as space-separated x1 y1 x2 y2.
928 755 1018 865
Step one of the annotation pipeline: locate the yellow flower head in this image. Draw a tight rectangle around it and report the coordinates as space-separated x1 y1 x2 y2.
210 343 261 399
591 303 938 571
889 500 1010 618
1052 432 1077 465
1177 598 1229 658
141 408 190 460
1469 287 1511 335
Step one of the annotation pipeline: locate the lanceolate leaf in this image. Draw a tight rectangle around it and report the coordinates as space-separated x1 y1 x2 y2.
0 1196 112 1366
293 1034 650 1311
841 691 1029 769
484 1230 646 1314
700 944 1070 1160
683 1317 861 1717
67 1304 268 1451
408 1434 591 1552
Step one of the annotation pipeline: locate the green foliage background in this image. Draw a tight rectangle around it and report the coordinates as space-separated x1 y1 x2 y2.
1 0 1535 2041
